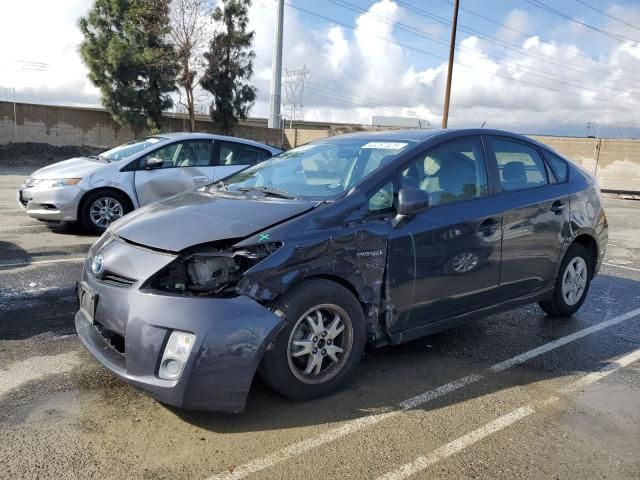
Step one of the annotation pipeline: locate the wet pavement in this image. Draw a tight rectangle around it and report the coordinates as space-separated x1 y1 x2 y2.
1 171 639 479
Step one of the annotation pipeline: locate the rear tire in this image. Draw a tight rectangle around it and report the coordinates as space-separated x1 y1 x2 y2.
79 190 131 234
260 279 366 401
539 243 592 317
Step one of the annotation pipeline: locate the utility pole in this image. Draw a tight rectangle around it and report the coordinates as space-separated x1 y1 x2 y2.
586 122 592 137
441 0 459 129
13 88 17 143
268 0 284 129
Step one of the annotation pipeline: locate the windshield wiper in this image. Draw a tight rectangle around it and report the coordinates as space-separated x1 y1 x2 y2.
234 186 299 199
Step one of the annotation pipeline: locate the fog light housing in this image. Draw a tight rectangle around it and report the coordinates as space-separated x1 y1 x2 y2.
159 331 196 380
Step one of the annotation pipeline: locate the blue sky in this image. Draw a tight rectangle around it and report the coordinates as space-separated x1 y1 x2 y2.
302 0 640 62
2 0 640 137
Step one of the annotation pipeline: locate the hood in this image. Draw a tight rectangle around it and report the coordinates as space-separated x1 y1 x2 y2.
30 157 107 179
111 190 316 252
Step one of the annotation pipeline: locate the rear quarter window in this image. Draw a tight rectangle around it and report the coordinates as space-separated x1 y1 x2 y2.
544 151 569 183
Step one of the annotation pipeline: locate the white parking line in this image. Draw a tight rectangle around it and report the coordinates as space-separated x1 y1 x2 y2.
377 347 640 480
0 257 86 268
207 307 640 480
0 225 48 230
0 352 82 397
603 262 640 273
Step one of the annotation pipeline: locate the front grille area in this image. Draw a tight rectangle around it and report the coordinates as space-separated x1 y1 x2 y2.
95 322 125 354
100 271 136 288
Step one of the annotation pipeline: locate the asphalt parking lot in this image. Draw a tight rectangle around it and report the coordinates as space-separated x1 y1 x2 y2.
1 169 639 479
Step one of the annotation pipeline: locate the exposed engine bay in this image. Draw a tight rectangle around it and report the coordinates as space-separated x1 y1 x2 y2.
151 242 282 296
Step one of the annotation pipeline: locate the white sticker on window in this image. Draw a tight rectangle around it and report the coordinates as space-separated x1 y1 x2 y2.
361 142 408 150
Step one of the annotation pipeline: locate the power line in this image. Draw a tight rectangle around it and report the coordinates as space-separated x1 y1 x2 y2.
396 0 640 88
285 2 637 105
330 0 638 99
432 0 638 72
574 0 640 33
524 0 640 44
255 78 414 117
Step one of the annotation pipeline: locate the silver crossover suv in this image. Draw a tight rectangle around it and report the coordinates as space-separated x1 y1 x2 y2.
17 132 281 232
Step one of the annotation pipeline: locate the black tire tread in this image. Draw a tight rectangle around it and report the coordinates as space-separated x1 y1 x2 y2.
539 243 592 317
260 279 366 401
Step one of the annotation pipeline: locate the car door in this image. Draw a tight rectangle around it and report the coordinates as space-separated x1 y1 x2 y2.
486 136 570 298
380 135 503 333
213 141 272 181
134 140 215 206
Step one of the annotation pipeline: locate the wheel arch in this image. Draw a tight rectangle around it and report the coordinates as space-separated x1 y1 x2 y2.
279 273 380 342
571 233 598 276
77 186 135 219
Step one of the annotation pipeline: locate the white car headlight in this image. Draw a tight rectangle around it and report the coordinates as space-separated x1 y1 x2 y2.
41 178 82 188
159 331 196 380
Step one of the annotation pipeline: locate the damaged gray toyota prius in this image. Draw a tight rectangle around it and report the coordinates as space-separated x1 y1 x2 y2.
76 129 608 412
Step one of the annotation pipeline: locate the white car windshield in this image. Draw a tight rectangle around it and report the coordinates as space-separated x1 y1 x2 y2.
212 138 415 200
99 136 167 161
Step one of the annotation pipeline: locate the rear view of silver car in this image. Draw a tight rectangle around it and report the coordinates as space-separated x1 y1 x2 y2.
17 132 281 233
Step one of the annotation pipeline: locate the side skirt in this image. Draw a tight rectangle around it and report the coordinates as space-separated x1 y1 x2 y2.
386 287 554 346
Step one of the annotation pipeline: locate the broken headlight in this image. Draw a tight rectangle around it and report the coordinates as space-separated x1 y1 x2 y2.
149 241 282 296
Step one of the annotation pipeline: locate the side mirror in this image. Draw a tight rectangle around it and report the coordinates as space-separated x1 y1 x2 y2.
392 188 431 228
144 156 164 169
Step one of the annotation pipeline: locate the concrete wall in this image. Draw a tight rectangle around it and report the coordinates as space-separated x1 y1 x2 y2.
0 101 282 148
530 136 640 193
1 101 639 192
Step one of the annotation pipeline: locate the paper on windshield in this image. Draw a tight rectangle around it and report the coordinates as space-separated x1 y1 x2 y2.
361 142 408 150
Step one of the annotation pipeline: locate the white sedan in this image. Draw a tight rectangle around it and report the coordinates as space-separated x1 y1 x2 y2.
17 132 281 232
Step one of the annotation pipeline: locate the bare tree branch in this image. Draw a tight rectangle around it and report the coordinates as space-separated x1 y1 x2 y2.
169 0 215 131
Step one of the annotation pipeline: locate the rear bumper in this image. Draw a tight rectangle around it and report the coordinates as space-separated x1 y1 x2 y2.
75 237 284 412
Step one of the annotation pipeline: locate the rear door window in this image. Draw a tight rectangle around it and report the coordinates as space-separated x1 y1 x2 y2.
490 138 549 192
217 141 271 166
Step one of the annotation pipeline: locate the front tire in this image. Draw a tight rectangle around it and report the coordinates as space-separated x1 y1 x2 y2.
539 243 592 317
260 279 366 401
79 190 131 234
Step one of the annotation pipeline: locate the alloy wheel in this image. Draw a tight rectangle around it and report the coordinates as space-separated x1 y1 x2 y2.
287 304 353 384
561 256 588 306
89 196 124 229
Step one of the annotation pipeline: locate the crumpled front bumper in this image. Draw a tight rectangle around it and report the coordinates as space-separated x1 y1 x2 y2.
75 235 284 413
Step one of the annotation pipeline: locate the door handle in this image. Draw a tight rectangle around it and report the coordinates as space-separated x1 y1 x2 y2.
477 218 500 236
551 201 566 214
193 176 209 183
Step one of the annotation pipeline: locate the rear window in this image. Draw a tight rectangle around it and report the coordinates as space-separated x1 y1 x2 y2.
544 151 569 183
218 141 271 166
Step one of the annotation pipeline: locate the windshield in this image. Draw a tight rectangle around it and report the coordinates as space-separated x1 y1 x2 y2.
99 136 167 161
210 138 415 200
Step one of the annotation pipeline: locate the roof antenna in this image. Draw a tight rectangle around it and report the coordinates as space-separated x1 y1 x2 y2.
480 121 487 128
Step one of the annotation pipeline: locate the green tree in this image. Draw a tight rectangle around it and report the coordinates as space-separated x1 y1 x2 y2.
201 0 256 134
79 0 179 131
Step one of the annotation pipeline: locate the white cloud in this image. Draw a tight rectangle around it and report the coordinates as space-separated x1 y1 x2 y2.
323 26 350 74
2 0 640 136
496 9 533 43
0 0 99 105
